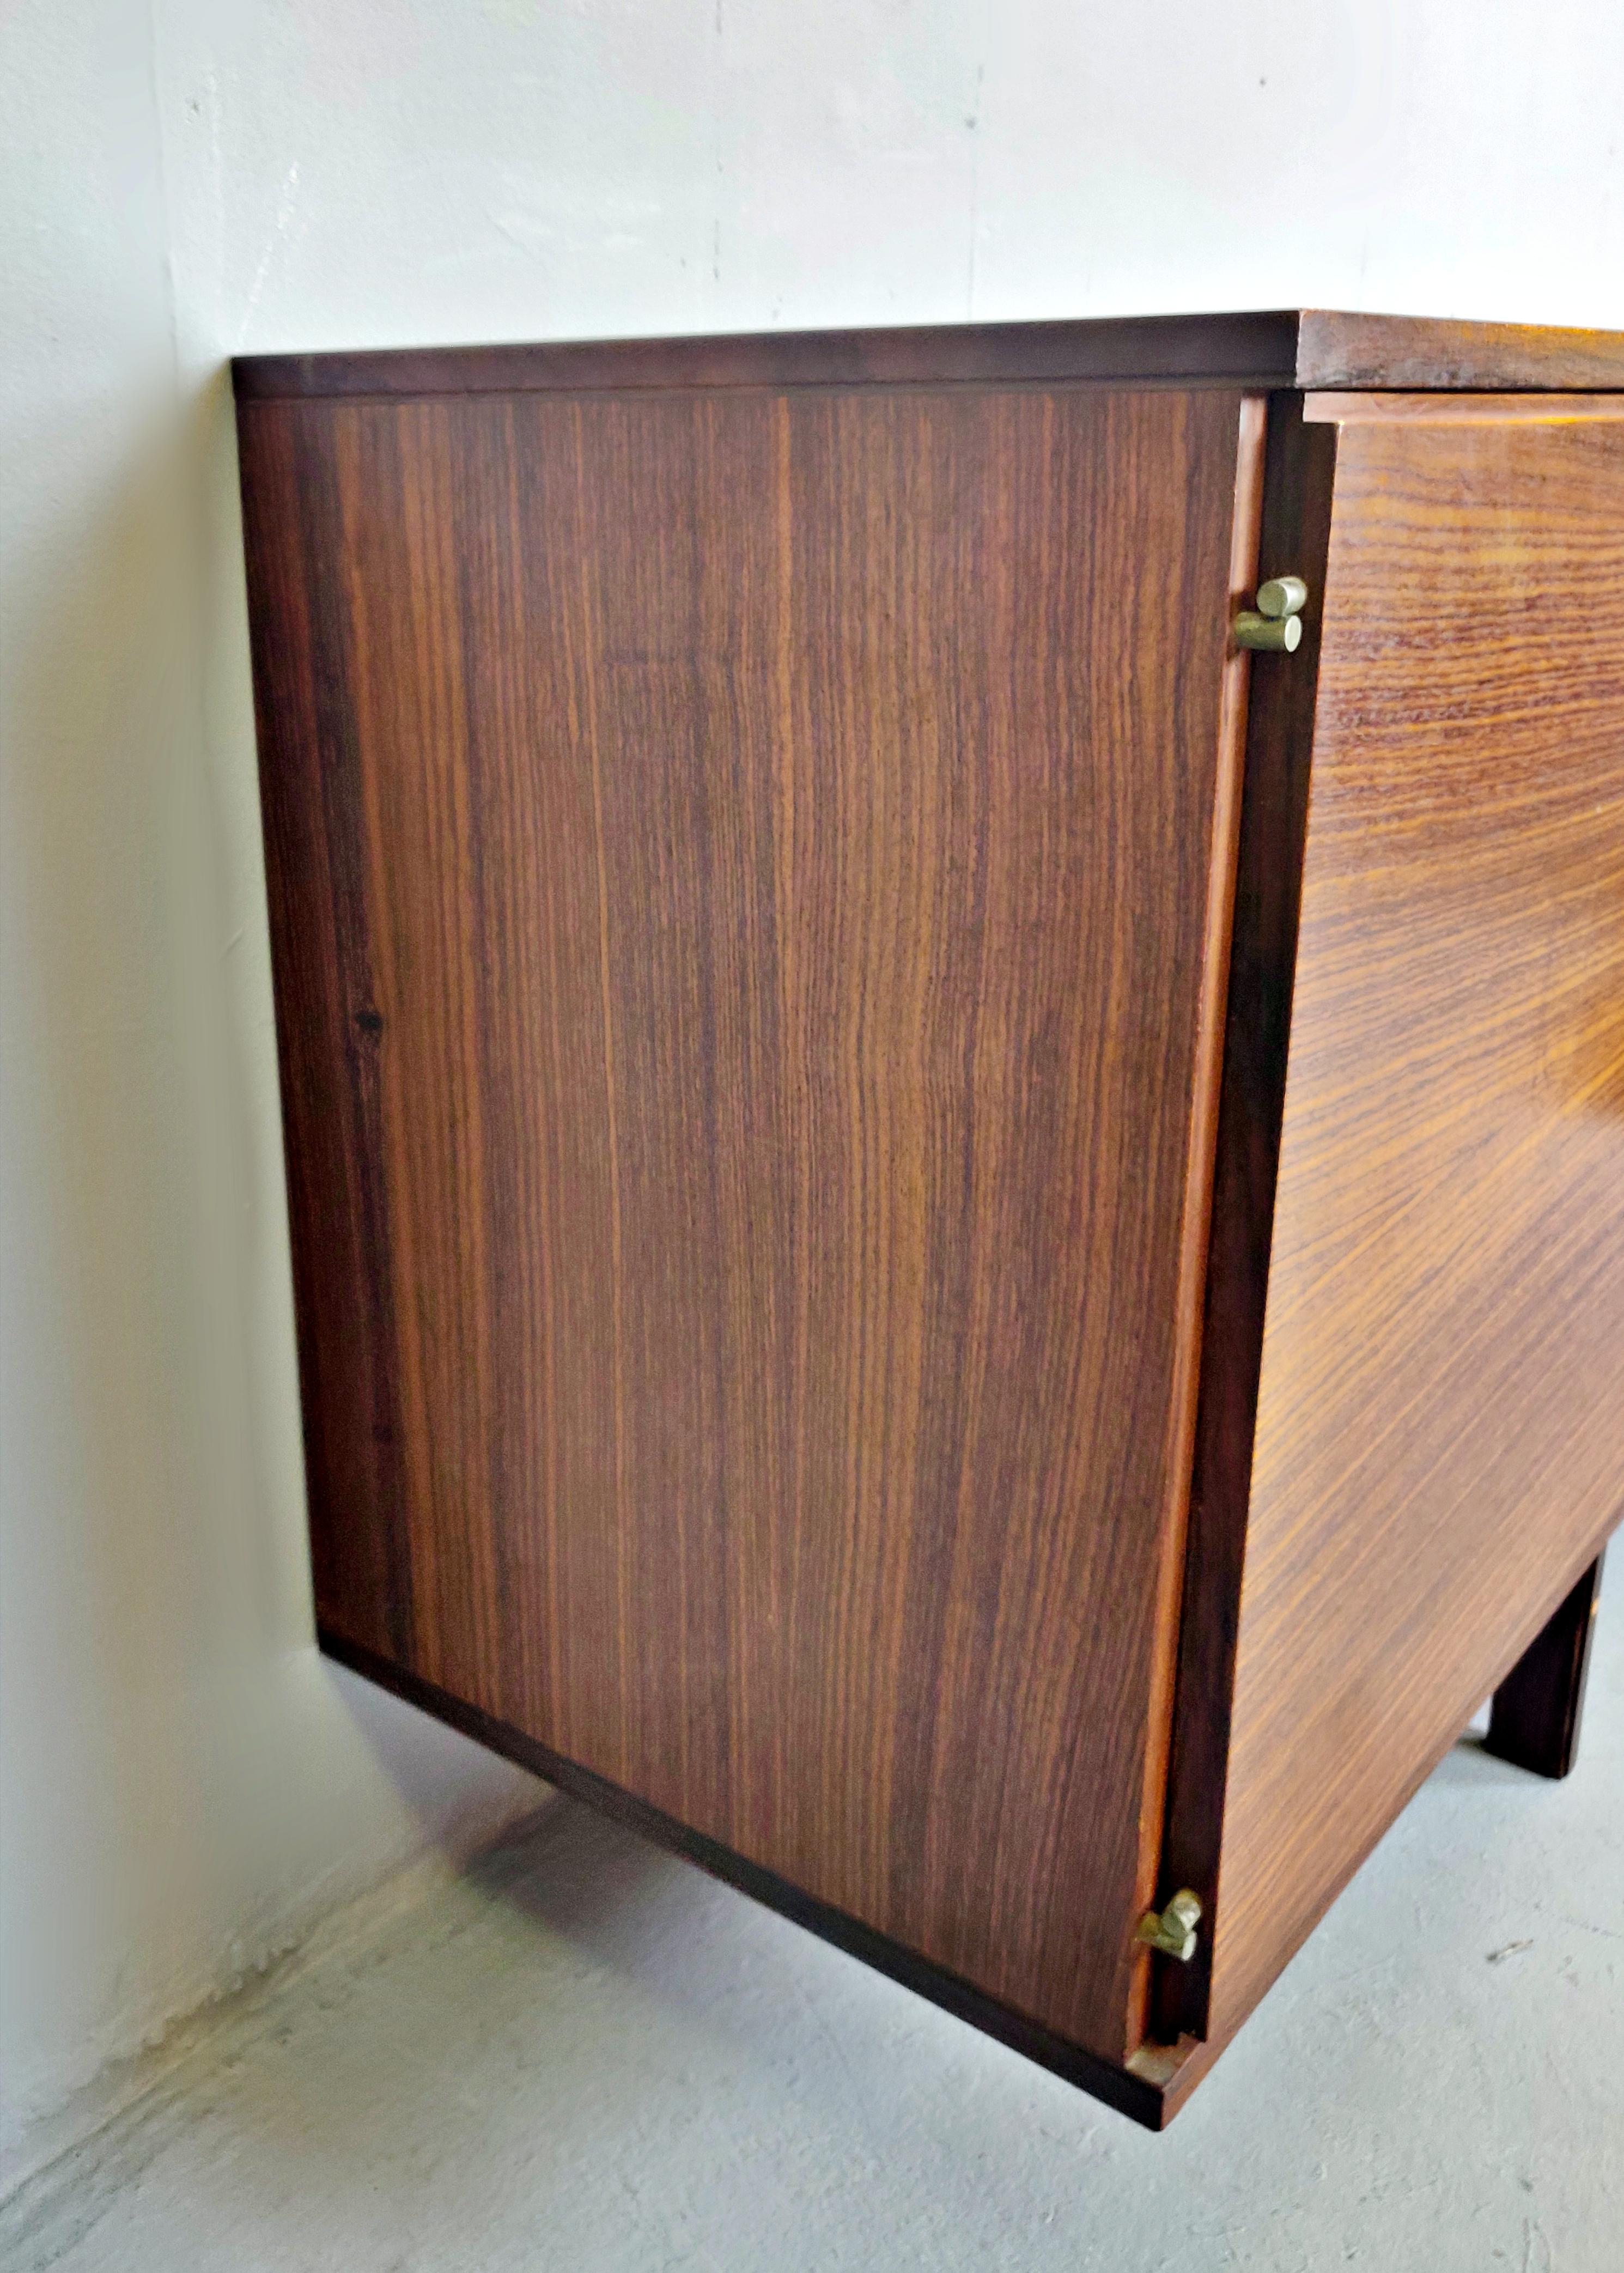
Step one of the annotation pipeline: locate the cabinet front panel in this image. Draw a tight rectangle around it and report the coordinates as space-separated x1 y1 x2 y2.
240 382 1254 2060
1211 397 1624 2045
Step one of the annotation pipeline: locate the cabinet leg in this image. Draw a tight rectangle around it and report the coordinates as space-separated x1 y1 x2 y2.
1485 1553 1605 1779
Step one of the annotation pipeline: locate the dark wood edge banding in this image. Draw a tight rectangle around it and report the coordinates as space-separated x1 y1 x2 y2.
232 312 1303 402
1128 391 1268 2051
233 311 1624 405
1149 394 1340 2045
317 1623 1190 2131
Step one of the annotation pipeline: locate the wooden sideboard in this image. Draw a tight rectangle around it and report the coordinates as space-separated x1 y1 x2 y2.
233 311 1624 2127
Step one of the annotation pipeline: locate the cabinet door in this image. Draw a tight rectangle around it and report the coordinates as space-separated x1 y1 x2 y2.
240 378 1262 2068
1210 394 1624 2050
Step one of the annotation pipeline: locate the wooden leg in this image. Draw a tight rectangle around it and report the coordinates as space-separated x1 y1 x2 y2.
1485 1553 1606 1779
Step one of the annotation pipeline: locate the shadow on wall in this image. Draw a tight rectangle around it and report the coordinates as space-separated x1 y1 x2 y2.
0 361 538 2151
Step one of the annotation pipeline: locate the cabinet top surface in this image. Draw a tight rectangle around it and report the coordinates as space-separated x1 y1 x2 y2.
233 309 1624 404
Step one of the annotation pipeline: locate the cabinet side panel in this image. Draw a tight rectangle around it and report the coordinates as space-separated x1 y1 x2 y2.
1209 400 1624 2045
242 383 1248 2062
237 406 415 1659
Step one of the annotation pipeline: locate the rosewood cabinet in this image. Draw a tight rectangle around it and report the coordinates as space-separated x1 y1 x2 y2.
234 311 1624 2126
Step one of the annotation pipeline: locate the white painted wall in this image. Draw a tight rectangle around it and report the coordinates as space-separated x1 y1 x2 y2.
3 0 1622 2152
0 2 545 2155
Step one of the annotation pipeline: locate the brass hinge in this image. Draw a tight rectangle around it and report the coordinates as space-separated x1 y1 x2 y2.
1232 573 1310 653
1135 1888 1203 1962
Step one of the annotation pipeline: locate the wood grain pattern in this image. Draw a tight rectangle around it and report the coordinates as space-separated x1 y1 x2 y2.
1206 399 1624 2046
1486 1552 1606 1780
238 381 1261 2065
232 310 1624 410
1126 390 1267 2051
1294 311 1624 393
321 1625 1179 2129
1150 393 1339 2044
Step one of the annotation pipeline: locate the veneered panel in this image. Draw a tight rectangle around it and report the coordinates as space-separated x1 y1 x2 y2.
240 382 1256 2064
1209 399 1624 2044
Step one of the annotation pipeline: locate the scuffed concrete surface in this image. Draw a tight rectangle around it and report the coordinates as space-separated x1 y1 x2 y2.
3 1588 1619 2271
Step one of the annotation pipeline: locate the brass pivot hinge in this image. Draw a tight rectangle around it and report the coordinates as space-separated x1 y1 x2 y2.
1135 1888 1203 1962
1232 574 1310 653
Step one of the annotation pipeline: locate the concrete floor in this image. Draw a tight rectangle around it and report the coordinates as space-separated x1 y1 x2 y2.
4 1589 1620 2272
